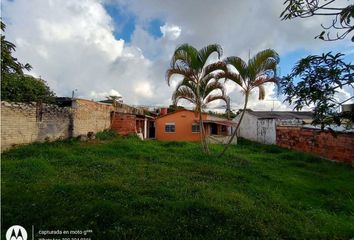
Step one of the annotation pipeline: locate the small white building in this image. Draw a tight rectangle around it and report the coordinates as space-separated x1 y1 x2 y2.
233 110 313 144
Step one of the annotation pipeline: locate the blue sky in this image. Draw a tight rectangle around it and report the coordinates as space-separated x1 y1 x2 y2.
104 3 163 43
278 44 354 89
104 4 136 42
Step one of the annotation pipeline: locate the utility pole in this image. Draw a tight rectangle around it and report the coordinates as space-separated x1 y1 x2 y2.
72 89 78 99
263 99 276 111
226 96 231 119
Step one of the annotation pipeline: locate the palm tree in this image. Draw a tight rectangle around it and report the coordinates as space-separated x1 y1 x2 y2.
166 43 228 153
218 49 280 156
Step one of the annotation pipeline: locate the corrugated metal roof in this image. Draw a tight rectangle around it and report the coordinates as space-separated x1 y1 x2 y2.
203 120 237 126
206 115 229 121
246 110 313 120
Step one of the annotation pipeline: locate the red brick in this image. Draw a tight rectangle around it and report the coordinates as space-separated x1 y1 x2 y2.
276 126 354 164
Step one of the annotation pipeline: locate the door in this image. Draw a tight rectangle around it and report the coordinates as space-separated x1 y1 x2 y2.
211 123 218 135
149 121 156 138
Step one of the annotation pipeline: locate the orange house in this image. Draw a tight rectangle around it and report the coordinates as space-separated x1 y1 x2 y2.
155 109 235 142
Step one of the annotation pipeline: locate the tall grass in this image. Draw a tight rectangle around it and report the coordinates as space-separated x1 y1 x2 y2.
1 137 353 239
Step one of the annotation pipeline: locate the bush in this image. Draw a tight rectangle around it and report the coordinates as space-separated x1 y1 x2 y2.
95 129 118 140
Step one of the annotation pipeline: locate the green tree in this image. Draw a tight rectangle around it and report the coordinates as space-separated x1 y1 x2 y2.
280 52 354 129
167 104 185 113
1 20 32 74
217 49 280 156
1 20 55 103
1 74 55 103
166 43 228 153
280 0 354 41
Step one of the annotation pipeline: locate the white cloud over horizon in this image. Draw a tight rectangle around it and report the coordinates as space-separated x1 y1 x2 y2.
90 88 122 100
2 0 352 111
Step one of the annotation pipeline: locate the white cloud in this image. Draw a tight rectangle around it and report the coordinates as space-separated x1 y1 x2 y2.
2 0 170 105
2 0 352 111
160 23 181 40
109 89 122 97
90 89 122 100
134 81 154 98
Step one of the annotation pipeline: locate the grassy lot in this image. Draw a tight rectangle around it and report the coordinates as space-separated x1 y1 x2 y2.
2 133 354 239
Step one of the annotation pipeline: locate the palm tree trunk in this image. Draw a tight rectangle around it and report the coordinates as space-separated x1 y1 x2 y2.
219 93 249 157
198 107 209 154
201 118 210 154
198 109 205 152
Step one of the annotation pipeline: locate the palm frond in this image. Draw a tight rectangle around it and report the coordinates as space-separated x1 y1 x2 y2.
249 49 280 67
170 50 193 69
166 67 194 86
224 56 248 79
175 77 197 93
172 44 200 69
248 49 279 81
202 61 227 78
215 71 244 88
204 94 228 105
172 86 196 105
200 72 217 85
253 76 278 87
256 58 279 78
198 44 223 67
203 81 225 99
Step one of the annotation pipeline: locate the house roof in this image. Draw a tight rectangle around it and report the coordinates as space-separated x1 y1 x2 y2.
156 109 203 119
245 110 313 120
203 120 237 126
156 109 231 122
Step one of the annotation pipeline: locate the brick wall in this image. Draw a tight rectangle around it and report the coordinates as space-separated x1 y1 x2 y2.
1 101 72 151
111 113 136 135
276 126 354 164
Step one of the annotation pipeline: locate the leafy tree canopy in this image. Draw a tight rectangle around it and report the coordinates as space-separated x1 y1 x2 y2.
1 74 55 103
1 20 55 103
280 52 354 129
207 110 236 119
167 104 185 113
1 20 32 74
280 0 354 41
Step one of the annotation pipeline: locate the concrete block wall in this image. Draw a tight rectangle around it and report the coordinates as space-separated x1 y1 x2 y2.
276 126 354 164
1 99 146 151
71 99 114 137
1 101 71 151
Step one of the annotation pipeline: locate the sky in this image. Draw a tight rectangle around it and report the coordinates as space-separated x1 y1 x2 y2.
2 0 353 112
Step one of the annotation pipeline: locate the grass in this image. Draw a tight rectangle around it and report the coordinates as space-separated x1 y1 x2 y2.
1 135 354 239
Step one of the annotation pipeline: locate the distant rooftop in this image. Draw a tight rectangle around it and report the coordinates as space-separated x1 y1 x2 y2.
246 110 313 120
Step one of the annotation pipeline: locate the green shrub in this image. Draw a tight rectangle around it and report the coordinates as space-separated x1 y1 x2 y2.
125 133 141 140
95 129 118 140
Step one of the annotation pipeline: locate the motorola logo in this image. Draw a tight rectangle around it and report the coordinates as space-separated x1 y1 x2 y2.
6 225 28 240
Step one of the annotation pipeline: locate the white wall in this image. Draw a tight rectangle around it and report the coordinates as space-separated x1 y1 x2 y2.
233 112 276 144
234 112 258 142
256 119 276 144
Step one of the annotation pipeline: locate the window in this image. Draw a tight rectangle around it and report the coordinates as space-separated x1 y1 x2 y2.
192 123 200 133
165 123 175 133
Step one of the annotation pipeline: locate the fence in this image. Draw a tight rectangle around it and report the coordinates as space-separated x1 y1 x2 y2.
1 99 143 151
276 126 354 164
